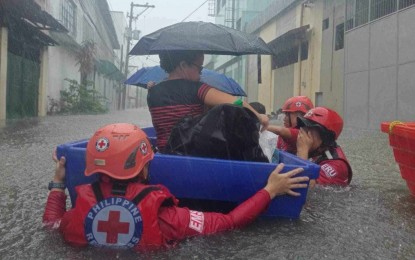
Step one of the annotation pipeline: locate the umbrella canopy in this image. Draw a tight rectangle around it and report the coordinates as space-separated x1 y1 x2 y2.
125 66 247 96
130 21 273 56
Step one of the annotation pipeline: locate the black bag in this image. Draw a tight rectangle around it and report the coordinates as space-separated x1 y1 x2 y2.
164 104 269 162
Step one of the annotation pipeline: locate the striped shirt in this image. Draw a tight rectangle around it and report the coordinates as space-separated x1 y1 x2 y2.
147 79 212 151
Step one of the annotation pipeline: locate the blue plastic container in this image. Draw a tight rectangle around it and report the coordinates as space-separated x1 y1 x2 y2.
56 127 320 218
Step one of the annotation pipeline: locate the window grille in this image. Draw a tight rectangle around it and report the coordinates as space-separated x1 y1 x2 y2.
61 0 76 37
399 0 415 9
370 0 396 20
345 0 415 31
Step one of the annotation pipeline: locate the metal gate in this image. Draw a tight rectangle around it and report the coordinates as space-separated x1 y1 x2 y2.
6 46 40 119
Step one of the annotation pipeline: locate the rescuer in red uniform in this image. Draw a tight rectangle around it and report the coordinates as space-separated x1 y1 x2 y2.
268 96 314 154
296 107 352 186
43 123 309 252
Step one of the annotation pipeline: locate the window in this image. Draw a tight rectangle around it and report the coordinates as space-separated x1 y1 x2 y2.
335 23 344 51
399 0 415 9
355 0 370 27
346 0 415 31
370 0 397 20
62 0 76 36
322 18 329 30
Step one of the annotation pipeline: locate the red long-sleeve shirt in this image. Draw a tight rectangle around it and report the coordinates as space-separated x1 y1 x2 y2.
43 188 271 247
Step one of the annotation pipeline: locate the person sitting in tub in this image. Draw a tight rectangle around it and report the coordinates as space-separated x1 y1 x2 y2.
147 50 269 152
296 107 352 186
43 123 308 252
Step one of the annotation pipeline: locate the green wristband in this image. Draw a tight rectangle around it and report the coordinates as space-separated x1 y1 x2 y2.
233 98 243 107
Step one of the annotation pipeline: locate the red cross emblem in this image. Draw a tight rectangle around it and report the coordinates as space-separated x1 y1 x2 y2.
97 210 130 244
295 101 302 107
96 137 109 152
139 141 148 155
85 198 142 248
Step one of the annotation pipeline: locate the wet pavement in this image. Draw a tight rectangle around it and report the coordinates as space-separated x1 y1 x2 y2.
0 108 414 259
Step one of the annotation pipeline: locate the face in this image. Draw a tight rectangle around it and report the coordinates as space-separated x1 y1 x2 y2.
180 54 204 82
283 112 303 128
303 126 323 151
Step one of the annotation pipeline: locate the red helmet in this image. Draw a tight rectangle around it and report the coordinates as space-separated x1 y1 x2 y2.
85 123 154 180
297 107 343 140
281 96 314 114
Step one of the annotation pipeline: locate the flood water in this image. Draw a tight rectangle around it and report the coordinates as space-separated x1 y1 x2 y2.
0 108 414 259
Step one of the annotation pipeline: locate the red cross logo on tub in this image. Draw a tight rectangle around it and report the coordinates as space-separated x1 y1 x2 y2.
96 137 109 152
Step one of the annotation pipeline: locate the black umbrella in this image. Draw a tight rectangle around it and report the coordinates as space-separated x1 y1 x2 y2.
130 21 273 56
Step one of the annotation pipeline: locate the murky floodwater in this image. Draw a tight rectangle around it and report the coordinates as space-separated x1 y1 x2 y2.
0 108 414 259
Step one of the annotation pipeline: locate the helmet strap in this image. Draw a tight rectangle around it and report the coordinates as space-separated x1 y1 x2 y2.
111 182 129 196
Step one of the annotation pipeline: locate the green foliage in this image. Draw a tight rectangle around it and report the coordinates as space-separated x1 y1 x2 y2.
75 41 96 85
59 79 108 114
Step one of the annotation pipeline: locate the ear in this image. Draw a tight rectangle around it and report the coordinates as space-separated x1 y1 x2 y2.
179 61 190 69
142 163 149 178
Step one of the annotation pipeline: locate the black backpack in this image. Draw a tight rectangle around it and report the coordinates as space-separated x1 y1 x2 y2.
164 104 269 162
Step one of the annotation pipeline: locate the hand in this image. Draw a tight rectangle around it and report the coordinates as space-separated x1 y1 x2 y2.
264 163 309 199
296 127 314 159
258 114 269 132
147 81 156 89
52 150 66 183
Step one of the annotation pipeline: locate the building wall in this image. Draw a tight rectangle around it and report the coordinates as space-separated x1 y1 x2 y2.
213 0 272 102
256 2 325 113
320 0 345 114
45 0 120 112
344 6 415 129
258 19 277 110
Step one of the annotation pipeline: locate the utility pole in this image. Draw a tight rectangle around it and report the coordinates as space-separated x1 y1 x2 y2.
122 2 155 110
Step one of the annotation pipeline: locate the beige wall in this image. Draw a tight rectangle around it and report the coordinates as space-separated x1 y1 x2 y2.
301 0 324 100
319 0 345 115
258 21 276 111
256 2 325 113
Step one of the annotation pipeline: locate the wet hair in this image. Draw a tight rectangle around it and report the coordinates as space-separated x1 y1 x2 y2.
316 127 337 147
159 51 203 73
298 117 336 147
249 102 266 114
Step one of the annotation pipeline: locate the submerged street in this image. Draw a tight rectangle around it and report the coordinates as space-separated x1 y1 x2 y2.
0 108 415 259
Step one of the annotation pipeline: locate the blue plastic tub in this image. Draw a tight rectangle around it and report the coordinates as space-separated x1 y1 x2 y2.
56 127 320 218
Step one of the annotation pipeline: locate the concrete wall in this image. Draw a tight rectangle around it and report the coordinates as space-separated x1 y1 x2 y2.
344 6 415 129
47 47 80 101
320 0 345 115
273 64 294 112
45 0 120 112
256 1 325 113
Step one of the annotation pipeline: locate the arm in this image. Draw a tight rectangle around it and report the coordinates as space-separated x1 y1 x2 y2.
268 125 294 140
203 87 269 131
43 154 67 227
158 164 308 241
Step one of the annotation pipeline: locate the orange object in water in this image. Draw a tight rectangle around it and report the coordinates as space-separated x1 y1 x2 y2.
381 121 415 195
